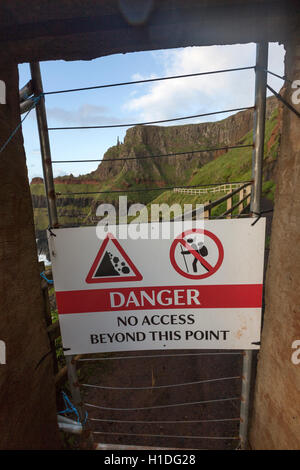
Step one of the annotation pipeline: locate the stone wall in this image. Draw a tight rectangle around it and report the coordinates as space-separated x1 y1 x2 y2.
0 0 298 451
0 1 298 63
250 34 300 449
0 62 60 449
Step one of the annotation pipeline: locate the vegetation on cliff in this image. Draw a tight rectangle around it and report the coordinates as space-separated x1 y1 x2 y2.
30 97 280 229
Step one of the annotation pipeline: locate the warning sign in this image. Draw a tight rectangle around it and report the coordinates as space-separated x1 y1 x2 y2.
86 233 142 283
170 228 224 280
48 219 266 355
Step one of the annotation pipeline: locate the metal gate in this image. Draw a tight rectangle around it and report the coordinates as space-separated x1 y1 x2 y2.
20 43 270 450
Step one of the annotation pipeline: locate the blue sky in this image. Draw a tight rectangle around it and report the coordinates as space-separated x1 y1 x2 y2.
18 43 285 181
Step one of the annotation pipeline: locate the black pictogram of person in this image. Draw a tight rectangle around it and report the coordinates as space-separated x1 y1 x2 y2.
181 238 209 273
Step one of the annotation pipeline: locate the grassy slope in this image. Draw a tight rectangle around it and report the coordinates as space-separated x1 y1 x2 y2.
148 108 279 218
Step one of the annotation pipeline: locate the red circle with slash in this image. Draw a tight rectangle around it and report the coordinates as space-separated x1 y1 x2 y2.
170 228 224 280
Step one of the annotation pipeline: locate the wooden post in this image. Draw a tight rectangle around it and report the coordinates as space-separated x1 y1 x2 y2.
226 193 233 218
238 188 245 214
246 185 252 205
204 200 211 219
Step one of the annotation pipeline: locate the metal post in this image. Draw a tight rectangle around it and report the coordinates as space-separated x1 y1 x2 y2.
239 349 253 449
66 356 94 448
251 43 268 215
19 80 33 102
30 63 92 446
30 62 58 228
239 42 268 449
65 356 85 421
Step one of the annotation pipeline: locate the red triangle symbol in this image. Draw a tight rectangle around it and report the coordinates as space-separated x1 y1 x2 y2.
85 233 143 284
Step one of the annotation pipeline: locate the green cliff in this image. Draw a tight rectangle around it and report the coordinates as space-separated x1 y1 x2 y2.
31 96 280 229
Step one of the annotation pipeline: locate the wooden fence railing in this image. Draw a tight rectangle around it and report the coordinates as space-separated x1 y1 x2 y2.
173 181 252 221
173 182 245 195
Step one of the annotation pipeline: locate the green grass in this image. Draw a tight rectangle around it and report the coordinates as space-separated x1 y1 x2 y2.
31 182 100 197
31 108 279 228
147 109 279 212
262 180 276 200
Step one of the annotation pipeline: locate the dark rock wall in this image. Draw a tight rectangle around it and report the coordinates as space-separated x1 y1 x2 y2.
0 0 297 451
0 62 60 449
0 1 297 62
250 35 300 450
91 97 277 182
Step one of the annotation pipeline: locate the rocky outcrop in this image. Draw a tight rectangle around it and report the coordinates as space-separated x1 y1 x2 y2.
89 96 277 185
250 38 300 450
0 61 60 450
32 194 92 209
32 96 278 190
31 96 280 231
31 177 44 184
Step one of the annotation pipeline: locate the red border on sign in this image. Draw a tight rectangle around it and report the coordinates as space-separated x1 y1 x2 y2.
170 228 224 280
85 233 143 284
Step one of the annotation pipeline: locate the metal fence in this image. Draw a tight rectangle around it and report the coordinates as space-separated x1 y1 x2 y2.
19 42 271 450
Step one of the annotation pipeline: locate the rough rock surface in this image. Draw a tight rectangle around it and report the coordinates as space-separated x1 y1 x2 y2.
0 62 60 449
250 37 300 450
91 100 277 183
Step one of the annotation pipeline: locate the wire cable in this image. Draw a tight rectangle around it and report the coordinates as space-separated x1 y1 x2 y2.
78 352 243 362
0 98 39 154
267 84 300 119
56 182 251 196
84 397 240 411
92 431 239 440
55 185 196 196
81 376 240 391
48 107 253 130
56 185 192 196
52 143 253 164
265 69 293 85
89 417 240 424
44 66 255 96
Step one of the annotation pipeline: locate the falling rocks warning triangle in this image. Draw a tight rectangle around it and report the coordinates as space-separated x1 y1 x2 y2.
85 233 143 284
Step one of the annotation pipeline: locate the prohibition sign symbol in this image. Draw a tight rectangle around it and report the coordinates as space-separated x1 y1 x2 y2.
170 228 224 280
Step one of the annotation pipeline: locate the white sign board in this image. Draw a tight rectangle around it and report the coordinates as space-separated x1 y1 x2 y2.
48 219 266 355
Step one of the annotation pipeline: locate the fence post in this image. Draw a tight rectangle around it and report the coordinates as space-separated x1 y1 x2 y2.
66 356 94 448
65 356 84 419
226 193 232 218
244 185 252 210
238 188 245 214
30 62 58 228
239 42 268 450
204 200 211 219
30 62 92 447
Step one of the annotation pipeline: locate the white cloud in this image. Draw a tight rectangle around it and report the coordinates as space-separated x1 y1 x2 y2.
47 103 121 126
124 43 285 123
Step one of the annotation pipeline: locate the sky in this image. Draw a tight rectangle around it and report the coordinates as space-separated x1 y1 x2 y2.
18 42 285 182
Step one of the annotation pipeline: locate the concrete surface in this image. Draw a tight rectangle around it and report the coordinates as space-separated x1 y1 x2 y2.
250 35 300 450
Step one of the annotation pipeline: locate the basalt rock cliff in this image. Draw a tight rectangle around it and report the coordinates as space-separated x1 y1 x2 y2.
31 96 280 231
